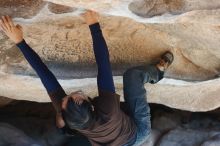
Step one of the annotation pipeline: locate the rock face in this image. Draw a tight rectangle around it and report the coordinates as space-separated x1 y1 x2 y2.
0 0 46 19
129 0 220 17
0 0 220 112
0 97 13 107
47 3 76 14
0 123 40 146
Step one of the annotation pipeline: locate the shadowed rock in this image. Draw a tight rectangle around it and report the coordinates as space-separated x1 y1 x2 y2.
0 123 41 146
201 134 220 146
0 101 220 146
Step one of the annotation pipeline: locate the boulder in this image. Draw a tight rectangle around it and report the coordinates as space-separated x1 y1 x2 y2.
0 0 220 112
129 0 220 17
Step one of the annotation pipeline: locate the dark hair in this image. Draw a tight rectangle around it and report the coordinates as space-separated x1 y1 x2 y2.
62 98 94 130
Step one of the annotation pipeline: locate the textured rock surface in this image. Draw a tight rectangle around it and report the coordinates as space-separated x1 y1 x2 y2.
48 3 76 14
156 111 220 146
0 0 220 112
158 128 220 146
201 134 220 146
129 0 220 17
0 123 40 146
0 0 46 18
1 73 220 112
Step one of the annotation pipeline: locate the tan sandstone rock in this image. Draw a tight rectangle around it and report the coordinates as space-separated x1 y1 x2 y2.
1 72 220 112
129 0 220 17
0 0 46 19
0 0 220 111
48 3 76 14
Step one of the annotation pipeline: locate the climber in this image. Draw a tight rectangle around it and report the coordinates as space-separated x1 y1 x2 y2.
0 10 173 146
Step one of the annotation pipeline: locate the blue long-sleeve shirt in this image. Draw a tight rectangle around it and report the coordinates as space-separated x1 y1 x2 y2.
16 23 115 112
89 23 115 93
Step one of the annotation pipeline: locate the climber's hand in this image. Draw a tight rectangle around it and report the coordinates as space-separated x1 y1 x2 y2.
82 10 99 25
56 112 65 128
0 16 23 44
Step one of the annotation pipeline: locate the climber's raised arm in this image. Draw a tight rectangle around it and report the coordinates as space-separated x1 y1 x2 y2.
82 11 115 95
0 16 66 113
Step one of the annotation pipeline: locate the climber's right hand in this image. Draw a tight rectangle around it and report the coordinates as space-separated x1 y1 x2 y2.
0 16 24 44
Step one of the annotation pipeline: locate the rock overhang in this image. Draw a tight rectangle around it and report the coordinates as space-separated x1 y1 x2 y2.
0 0 220 112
